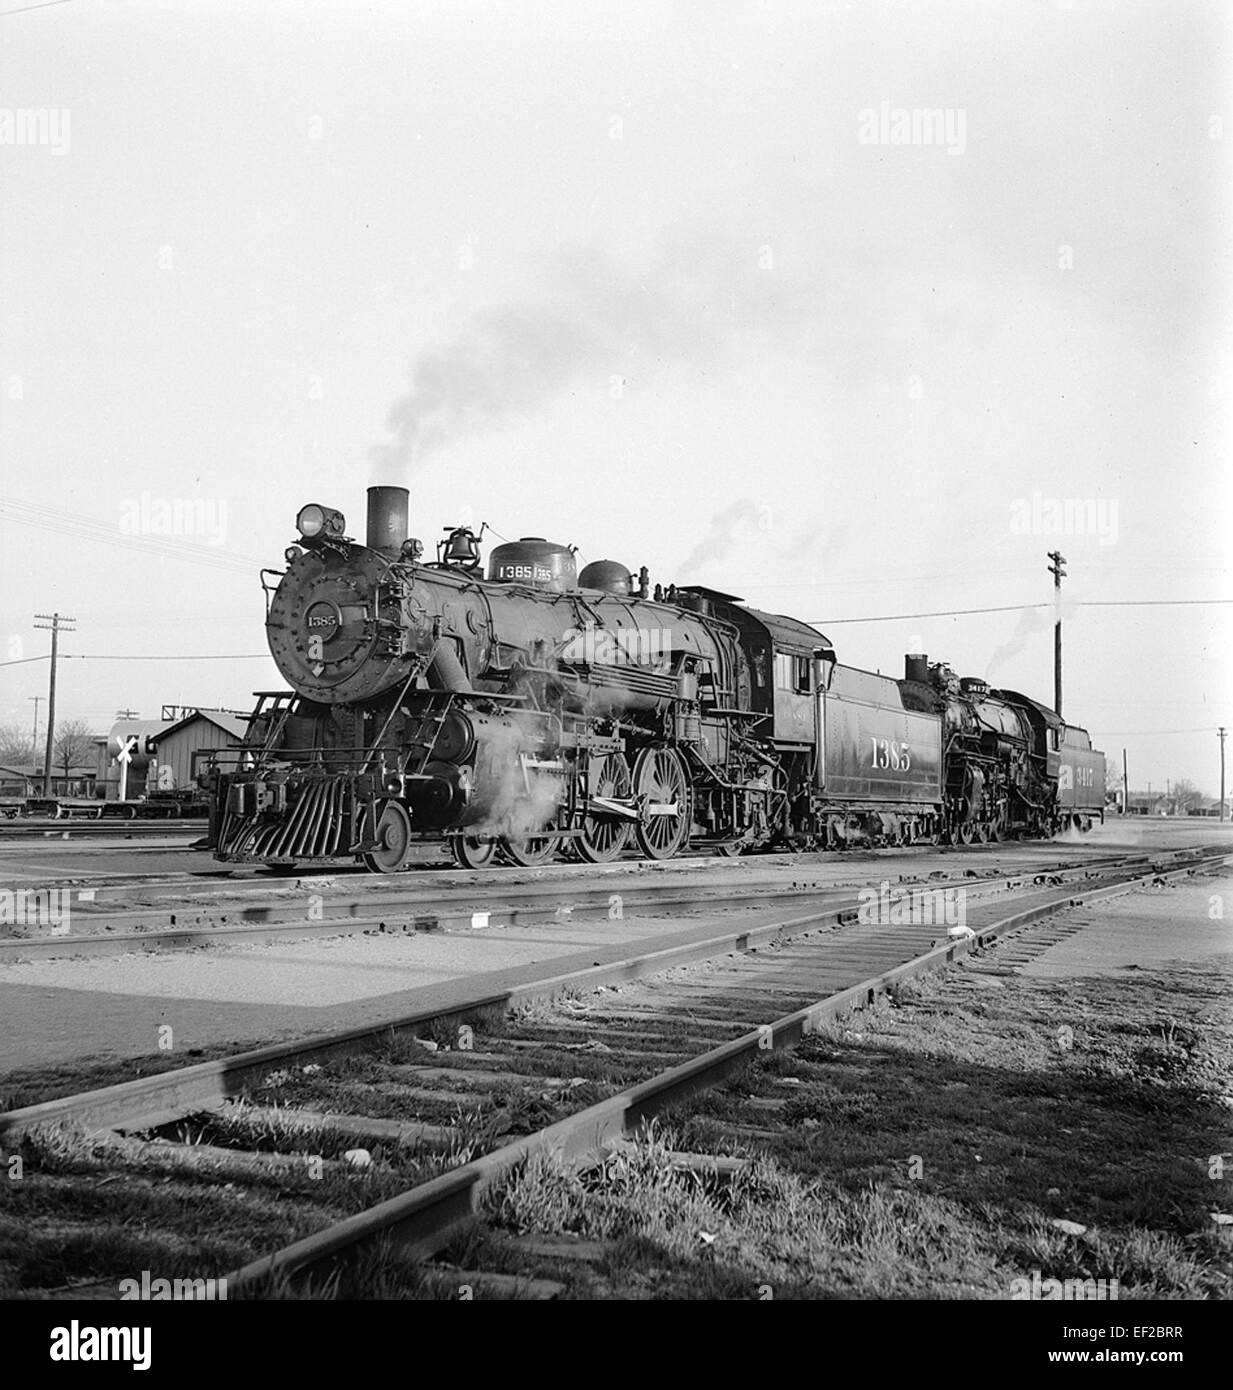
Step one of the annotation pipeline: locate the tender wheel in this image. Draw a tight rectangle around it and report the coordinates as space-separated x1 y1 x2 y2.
497 834 560 867
577 753 633 864
451 835 498 869
632 746 691 860
362 800 413 873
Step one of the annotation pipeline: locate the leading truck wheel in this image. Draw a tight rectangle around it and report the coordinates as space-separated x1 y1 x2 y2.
362 801 413 873
632 747 691 860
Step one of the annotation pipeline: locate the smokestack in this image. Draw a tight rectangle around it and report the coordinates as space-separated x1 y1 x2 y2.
366 486 409 556
905 653 929 684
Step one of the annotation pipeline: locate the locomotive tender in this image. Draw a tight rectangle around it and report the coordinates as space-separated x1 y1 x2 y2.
202 486 1106 871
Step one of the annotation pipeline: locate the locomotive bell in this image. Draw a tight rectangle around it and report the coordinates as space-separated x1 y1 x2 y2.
443 526 481 565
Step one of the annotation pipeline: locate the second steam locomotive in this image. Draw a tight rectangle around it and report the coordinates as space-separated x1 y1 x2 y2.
202 486 1106 871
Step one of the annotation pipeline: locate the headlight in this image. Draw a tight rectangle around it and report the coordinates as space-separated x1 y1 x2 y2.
296 504 346 540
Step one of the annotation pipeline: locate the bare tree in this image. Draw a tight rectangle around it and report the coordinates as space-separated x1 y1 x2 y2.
1171 778 1200 812
0 724 35 768
54 719 96 780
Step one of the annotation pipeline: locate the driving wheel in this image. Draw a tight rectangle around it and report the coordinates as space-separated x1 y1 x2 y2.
451 835 498 869
632 746 691 860
576 753 633 863
497 834 560 867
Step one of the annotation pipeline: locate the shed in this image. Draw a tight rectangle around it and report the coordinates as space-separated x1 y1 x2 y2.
147 709 251 792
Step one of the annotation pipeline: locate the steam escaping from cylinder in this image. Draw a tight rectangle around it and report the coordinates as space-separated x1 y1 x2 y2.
367 486 409 555
467 711 564 841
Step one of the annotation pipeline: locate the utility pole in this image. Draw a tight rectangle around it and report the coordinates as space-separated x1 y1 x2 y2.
28 695 41 760
1047 550 1066 717
1122 748 1128 816
33 613 76 796
1220 727 1227 823
116 708 139 720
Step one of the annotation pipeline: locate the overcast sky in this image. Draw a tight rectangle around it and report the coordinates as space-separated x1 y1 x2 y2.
1 0 1229 794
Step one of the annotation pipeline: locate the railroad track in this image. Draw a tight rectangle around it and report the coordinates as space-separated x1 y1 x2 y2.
0 845 1167 956
1 847 1225 1299
0 845 1191 961
0 819 207 841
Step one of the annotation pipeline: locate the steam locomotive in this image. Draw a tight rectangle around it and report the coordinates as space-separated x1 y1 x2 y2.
201 486 1106 872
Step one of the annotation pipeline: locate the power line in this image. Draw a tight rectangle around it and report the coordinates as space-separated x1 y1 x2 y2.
0 652 271 667
0 497 266 574
1092 728 1220 736
61 654 272 662
812 599 1233 624
0 0 75 15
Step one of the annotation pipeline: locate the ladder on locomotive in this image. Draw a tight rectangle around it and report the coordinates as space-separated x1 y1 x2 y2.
245 691 299 769
397 693 457 776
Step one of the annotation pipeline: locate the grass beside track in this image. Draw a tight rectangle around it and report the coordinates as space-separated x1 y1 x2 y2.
0 1044 274 1114
309 952 1232 1300
490 955 1232 1299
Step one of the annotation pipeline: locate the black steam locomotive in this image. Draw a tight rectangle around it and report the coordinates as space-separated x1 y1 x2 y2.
201 486 1106 871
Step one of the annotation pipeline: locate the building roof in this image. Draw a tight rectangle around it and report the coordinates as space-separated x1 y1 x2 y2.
153 708 250 744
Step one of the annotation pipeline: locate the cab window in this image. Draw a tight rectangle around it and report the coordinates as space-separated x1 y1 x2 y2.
774 652 811 694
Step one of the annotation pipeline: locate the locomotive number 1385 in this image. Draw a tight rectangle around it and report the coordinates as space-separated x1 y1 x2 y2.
870 738 911 771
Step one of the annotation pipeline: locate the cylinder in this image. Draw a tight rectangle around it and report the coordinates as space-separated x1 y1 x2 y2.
366 486 409 555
